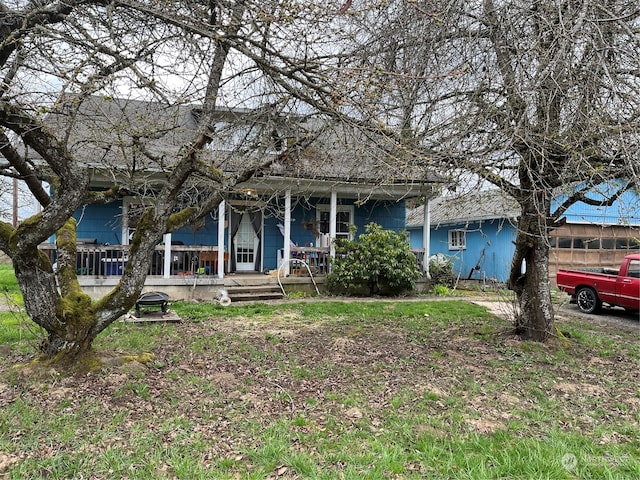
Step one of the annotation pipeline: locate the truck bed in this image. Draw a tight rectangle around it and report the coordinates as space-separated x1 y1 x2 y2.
559 267 619 276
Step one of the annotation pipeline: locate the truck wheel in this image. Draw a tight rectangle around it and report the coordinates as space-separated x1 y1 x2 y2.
576 287 602 314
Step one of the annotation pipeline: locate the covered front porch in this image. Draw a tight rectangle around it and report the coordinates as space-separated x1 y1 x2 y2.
38 241 427 302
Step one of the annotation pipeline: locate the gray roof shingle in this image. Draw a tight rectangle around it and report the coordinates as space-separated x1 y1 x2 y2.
407 190 520 227
42 95 440 189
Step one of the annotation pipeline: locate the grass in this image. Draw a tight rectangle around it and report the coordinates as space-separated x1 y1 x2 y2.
0 264 22 307
0 267 639 478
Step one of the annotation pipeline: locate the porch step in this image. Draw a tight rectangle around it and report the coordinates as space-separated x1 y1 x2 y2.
225 284 284 303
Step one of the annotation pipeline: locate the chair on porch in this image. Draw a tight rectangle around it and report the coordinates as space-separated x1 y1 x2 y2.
198 251 228 275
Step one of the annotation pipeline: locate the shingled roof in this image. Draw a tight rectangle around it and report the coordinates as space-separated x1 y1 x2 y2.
41 95 439 193
407 189 520 228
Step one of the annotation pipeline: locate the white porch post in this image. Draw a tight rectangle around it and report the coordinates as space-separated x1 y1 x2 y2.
283 189 292 276
217 201 226 279
163 233 171 279
423 198 431 278
329 191 337 263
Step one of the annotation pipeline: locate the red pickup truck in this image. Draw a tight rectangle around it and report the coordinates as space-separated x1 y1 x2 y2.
556 254 640 314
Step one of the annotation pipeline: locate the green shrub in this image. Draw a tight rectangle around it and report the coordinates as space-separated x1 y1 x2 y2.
432 284 451 296
326 223 421 296
428 254 456 287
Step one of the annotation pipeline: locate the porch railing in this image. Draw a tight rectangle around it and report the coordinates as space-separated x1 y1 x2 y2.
289 247 330 275
37 244 422 277
412 248 426 272
38 244 226 277
285 247 424 276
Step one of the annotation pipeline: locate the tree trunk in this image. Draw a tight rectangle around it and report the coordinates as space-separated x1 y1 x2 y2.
11 218 132 361
508 195 555 342
13 249 99 359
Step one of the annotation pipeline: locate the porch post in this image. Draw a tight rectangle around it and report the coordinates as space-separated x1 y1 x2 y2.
217 201 225 279
329 191 337 264
163 233 171 279
283 189 292 276
423 198 431 278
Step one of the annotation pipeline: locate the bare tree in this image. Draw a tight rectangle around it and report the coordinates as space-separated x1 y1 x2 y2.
336 0 640 341
0 0 363 360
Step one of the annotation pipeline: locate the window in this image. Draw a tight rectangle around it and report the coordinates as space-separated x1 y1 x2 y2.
557 237 572 249
448 230 466 250
616 238 630 250
627 260 640 278
585 238 600 250
316 205 354 240
601 238 614 250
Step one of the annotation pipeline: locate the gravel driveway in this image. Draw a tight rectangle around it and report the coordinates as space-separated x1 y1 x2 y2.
556 302 639 331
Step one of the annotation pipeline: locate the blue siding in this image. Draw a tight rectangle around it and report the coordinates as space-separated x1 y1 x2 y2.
410 219 517 282
73 201 223 246
356 200 407 232
172 215 219 245
409 229 423 249
552 183 640 225
262 215 283 271
74 201 122 244
262 199 408 270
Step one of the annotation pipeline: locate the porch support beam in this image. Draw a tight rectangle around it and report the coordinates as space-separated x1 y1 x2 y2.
423 198 431 278
283 189 292 276
329 191 337 265
163 233 171 279
217 201 225 279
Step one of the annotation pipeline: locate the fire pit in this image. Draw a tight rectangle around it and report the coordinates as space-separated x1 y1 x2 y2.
135 291 169 317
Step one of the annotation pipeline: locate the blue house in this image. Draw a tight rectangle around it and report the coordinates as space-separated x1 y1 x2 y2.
408 184 640 284
407 190 519 283
40 96 438 286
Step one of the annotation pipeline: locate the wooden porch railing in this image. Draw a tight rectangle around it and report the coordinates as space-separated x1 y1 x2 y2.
412 248 426 272
37 244 423 277
289 247 330 275
38 244 226 277
285 247 425 276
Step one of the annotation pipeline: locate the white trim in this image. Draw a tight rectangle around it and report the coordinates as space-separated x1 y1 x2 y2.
163 233 171 279
316 202 354 240
423 199 431 277
448 229 467 250
284 189 292 276
217 201 225 279
329 193 338 264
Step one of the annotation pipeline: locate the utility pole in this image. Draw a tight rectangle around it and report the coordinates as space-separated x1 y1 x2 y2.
12 178 18 227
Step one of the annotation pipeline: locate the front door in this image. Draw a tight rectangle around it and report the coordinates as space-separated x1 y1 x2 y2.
234 213 259 271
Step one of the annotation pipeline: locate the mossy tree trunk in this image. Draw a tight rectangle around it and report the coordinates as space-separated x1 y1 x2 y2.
10 217 152 360
508 190 555 342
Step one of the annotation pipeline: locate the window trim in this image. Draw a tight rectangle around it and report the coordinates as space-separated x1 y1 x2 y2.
316 204 354 241
448 229 466 250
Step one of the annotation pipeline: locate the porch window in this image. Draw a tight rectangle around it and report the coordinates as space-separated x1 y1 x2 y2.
448 229 466 250
316 205 353 240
